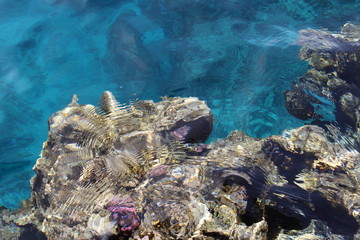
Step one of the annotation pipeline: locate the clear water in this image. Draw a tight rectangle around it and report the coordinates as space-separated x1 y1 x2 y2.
0 0 359 209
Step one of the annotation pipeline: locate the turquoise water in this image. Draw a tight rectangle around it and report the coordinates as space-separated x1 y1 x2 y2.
0 0 359 209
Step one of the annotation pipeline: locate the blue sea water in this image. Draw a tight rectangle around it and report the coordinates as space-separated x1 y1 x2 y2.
0 0 359 209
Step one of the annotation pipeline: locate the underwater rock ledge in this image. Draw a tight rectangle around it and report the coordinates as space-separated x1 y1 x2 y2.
285 23 360 133
0 90 359 240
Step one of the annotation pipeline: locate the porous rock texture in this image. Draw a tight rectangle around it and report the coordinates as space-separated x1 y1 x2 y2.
0 90 359 240
285 23 360 131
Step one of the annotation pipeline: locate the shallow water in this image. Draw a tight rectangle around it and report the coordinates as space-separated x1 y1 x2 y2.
0 0 359 209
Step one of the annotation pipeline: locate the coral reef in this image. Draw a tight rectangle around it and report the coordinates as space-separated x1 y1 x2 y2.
0 89 359 239
1 23 360 240
285 23 360 131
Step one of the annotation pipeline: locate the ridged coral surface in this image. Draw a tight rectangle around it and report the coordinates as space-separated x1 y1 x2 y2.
1 89 359 239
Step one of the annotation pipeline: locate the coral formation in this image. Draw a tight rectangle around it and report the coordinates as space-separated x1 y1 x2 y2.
0 89 359 239
285 23 360 131
1 23 360 240
106 196 140 235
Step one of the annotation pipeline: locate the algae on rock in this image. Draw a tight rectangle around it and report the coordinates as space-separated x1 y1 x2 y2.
1 90 359 239
2 23 360 240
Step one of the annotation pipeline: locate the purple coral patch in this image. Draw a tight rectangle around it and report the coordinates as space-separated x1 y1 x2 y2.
171 125 192 141
106 196 140 235
169 117 213 143
148 165 169 178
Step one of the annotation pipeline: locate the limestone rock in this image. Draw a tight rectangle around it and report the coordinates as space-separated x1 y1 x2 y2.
0 91 359 239
285 23 360 129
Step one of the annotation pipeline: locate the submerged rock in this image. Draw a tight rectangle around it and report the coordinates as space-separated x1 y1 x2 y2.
285 23 360 131
1 91 359 239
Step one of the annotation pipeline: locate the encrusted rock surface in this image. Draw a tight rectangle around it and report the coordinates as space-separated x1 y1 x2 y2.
3 23 360 238
285 23 360 131
1 90 359 239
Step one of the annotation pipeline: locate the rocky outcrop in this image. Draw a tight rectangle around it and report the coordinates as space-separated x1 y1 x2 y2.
285 23 360 131
1 91 359 239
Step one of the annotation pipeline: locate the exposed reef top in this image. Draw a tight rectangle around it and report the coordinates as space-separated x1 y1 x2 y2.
1 89 359 240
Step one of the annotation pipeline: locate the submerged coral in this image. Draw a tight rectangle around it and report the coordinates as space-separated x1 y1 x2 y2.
285 23 360 131
106 195 140 235
0 89 359 239
1 23 360 240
